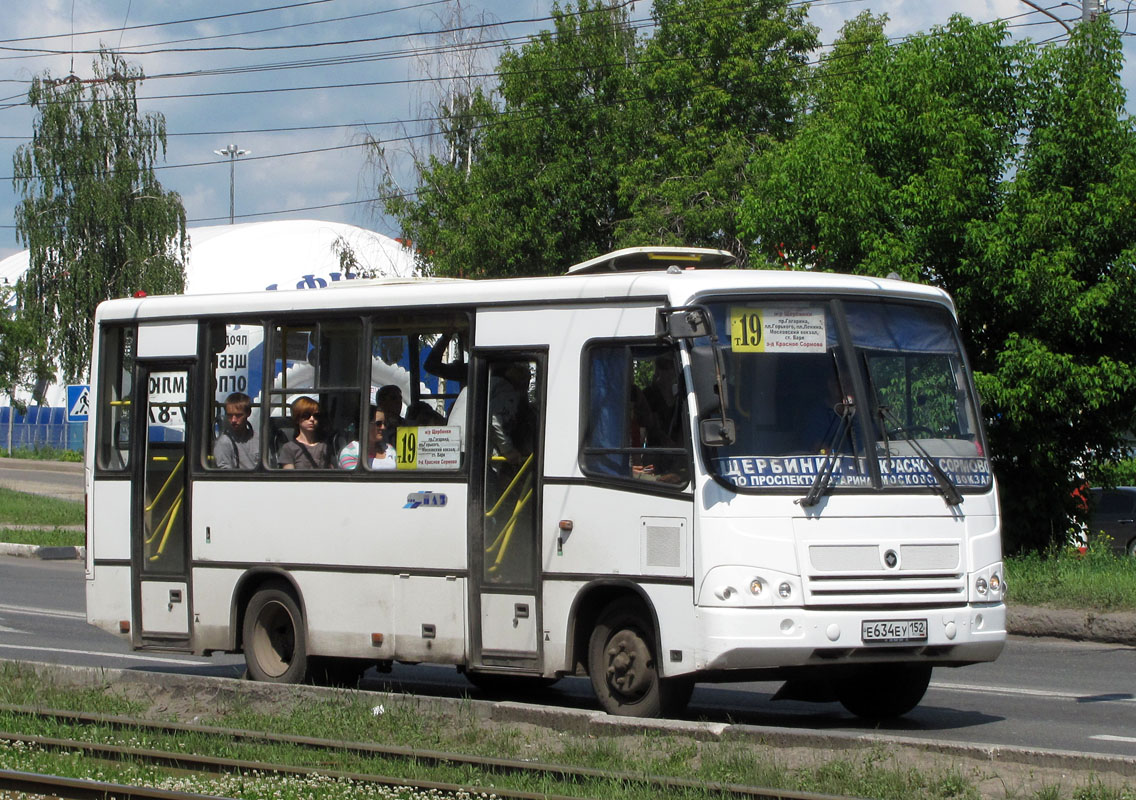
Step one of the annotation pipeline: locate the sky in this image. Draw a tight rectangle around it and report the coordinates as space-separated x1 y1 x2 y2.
0 0 1130 261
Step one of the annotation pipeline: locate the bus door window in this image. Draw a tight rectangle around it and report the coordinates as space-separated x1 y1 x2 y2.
483 359 538 583
96 325 135 471
267 321 361 469
206 322 265 470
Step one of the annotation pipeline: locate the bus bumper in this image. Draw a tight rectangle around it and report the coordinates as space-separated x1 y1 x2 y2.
694 603 1006 671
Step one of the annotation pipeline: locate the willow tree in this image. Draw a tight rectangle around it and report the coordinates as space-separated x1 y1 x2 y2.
12 50 187 384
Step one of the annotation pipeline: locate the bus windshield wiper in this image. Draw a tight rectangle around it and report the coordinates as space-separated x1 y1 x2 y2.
878 406 962 506
798 400 855 508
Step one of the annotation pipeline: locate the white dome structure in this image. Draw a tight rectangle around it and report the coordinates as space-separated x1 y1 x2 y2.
0 220 417 411
0 219 417 296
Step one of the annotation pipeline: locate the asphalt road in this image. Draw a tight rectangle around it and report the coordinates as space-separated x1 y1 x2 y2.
1 553 1133 760
0 457 84 502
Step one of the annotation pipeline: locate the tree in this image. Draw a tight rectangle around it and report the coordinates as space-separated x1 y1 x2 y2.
382 0 641 278
616 0 817 263
740 16 1136 552
12 50 188 384
380 0 818 277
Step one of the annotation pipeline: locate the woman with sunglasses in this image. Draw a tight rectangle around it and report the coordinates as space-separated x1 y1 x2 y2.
279 396 331 469
338 406 397 470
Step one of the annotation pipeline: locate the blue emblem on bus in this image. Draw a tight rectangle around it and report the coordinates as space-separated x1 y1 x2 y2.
404 491 448 509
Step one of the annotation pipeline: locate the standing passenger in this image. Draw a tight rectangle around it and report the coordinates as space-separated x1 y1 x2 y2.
213 392 260 470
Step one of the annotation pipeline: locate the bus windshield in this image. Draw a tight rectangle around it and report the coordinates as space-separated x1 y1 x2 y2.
702 297 991 494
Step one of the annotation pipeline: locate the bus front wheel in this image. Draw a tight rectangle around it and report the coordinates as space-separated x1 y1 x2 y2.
588 599 690 717
243 586 308 683
836 663 932 720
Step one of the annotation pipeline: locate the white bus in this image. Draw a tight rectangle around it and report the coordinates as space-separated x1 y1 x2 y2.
84 246 1005 719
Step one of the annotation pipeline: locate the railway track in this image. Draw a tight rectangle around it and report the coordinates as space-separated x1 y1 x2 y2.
0 704 857 800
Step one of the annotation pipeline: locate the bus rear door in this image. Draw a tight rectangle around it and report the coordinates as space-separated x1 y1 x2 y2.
132 361 194 650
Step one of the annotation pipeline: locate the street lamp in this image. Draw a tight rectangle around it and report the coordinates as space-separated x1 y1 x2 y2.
213 143 250 224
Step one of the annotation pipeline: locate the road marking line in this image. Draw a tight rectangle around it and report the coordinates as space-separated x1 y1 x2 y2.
0 604 85 620
931 681 1133 702
0 624 25 634
0 643 206 666
1092 735 1136 743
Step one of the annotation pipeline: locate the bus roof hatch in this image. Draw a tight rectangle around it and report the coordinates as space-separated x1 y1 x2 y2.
566 246 736 275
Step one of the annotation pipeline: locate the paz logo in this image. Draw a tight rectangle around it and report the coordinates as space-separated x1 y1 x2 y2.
404 491 448 509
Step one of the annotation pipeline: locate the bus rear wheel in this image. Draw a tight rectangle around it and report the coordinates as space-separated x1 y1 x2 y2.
588 599 690 717
836 663 932 720
243 586 307 683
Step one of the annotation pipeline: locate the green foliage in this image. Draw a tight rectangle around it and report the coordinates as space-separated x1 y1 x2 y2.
615 0 817 261
1006 541 1136 610
741 16 1136 552
0 284 33 407
12 50 187 384
381 0 817 276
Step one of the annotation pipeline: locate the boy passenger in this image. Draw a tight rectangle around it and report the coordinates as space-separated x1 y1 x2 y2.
213 392 260 470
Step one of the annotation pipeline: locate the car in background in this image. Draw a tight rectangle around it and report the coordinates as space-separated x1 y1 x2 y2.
1089 487 1136 556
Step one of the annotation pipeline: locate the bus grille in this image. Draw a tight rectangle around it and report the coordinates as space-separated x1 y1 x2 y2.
803 543 966 606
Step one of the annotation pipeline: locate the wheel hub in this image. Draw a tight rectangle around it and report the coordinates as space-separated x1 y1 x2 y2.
605 630 652 698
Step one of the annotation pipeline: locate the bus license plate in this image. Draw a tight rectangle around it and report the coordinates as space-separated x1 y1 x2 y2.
861 619 928 643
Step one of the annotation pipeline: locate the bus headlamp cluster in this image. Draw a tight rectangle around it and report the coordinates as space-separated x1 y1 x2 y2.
969 563 1005 603
703 567 801 607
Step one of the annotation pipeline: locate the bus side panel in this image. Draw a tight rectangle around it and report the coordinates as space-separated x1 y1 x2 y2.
542 483 697 678
86 479 132 637
190 479 468 662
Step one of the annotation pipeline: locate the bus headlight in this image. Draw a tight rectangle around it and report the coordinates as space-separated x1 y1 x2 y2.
968 562 1004 603
749 579 763 596
778 582 792 599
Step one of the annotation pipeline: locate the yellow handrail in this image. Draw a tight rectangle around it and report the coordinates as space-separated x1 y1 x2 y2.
148 489 184 561
487 483 534 574
484 453 532 519
143 455 184 515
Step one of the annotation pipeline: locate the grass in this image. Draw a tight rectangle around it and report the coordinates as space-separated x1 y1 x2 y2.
0 446 83 463
1005 542 1136 611
0 486 83 527
0 527 83 546
0 664 1057 800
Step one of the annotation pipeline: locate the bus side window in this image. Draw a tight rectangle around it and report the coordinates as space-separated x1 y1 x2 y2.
581 343 690 488
206 322 265 470
96 325 135 471
266 321 361 471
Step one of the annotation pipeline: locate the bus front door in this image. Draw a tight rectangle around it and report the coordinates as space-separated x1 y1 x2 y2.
469 355 544 672
132 364 193 649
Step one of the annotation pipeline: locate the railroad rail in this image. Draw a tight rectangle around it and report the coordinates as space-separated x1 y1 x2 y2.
0 703 857 800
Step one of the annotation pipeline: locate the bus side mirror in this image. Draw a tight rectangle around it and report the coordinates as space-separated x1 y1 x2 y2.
659 308 710 339
701 417 736 447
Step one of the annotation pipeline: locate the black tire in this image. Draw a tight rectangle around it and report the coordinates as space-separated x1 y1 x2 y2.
464 671 559 694
242 586 307 683
836 663 932 720
588 599 690 717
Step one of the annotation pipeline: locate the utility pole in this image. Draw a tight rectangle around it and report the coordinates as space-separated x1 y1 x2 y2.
213 144 250 224
1083 0 1101 22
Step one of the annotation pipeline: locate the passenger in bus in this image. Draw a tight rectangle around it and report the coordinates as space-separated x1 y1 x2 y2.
375 385 408 444
337 406 397 470
278 396 332 469
424 331 468 387
488 362 534 468
213 392 260 470
405 400 446 426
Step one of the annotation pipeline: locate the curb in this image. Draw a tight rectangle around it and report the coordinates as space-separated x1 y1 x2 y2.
0 542 85 560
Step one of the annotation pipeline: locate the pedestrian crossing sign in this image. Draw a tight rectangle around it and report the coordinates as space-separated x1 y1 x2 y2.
67 384 90 421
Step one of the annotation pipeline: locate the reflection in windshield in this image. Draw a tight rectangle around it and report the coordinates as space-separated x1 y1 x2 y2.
704 298 990 494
